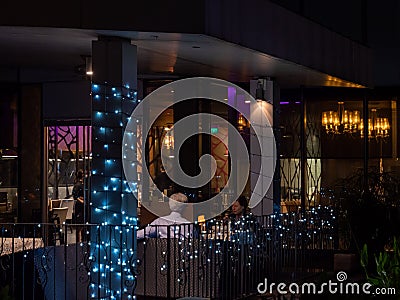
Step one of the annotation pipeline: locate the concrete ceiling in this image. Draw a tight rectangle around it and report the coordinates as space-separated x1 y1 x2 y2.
0 26 364 88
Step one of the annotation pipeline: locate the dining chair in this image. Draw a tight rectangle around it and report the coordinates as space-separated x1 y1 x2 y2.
60 199 75 233
60 199 75 221
51 207 68 244
50 199 62 210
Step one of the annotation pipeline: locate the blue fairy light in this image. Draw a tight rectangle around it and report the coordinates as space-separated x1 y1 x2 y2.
90 84 138 298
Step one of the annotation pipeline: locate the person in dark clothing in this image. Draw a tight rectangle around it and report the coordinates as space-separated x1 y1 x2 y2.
228 195 259 242
72 169 84 224
230 195 248 220
154 165 173 193
223 195 260 298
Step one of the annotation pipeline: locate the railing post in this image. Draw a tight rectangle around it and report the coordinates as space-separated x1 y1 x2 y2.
167 225 171 299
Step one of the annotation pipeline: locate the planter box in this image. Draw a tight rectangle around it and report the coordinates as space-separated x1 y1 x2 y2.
334 253 357 272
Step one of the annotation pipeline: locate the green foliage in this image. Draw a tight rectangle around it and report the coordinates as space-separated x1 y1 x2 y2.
0 285 12 300
361 237 400 298
331 169 400 254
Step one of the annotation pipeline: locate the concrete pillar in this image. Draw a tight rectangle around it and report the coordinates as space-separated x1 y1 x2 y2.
249 78 280 216
90 36 138 299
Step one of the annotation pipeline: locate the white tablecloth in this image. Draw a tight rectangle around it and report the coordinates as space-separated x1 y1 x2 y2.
0 237 44 256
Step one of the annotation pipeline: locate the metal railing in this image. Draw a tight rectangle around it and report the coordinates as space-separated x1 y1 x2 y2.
136 206 336 299
0 206 337 299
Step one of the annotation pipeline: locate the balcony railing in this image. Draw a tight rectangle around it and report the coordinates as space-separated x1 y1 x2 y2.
0 206 337 299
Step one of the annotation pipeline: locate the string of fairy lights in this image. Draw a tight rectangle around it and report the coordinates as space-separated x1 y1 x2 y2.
90 82 139 299
135 205 336 295
87 81 337 299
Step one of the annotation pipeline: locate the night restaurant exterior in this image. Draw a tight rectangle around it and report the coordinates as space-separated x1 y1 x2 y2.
0 0 399 299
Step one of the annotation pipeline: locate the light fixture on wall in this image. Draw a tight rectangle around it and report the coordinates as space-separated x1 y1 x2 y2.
237 113 247 131
321 101 361 135
360 108 390 139
85 56 93 76
75 55 93 76
255 80 265 101
254 78 273 103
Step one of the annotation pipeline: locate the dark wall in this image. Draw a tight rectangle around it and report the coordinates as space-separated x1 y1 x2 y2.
0 87 17 149
205 0 372 87
272 0 400 86
19 85 42 222
1 0 205 33
43 81 91 121
270 0 364 43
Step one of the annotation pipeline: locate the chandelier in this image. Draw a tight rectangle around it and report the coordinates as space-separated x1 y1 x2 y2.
321 101 361 134
360 108 390 139
163 126 174 149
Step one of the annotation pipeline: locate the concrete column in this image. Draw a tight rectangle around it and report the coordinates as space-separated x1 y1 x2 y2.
249 78 279 216
90 36 138 299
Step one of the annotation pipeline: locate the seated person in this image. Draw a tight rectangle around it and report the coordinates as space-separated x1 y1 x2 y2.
137 192 193 239
154 165 174 193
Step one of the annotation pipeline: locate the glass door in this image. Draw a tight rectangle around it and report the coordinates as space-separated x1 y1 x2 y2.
44 125 91 222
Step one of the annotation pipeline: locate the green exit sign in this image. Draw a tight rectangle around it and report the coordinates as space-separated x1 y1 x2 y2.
211 127 218 134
